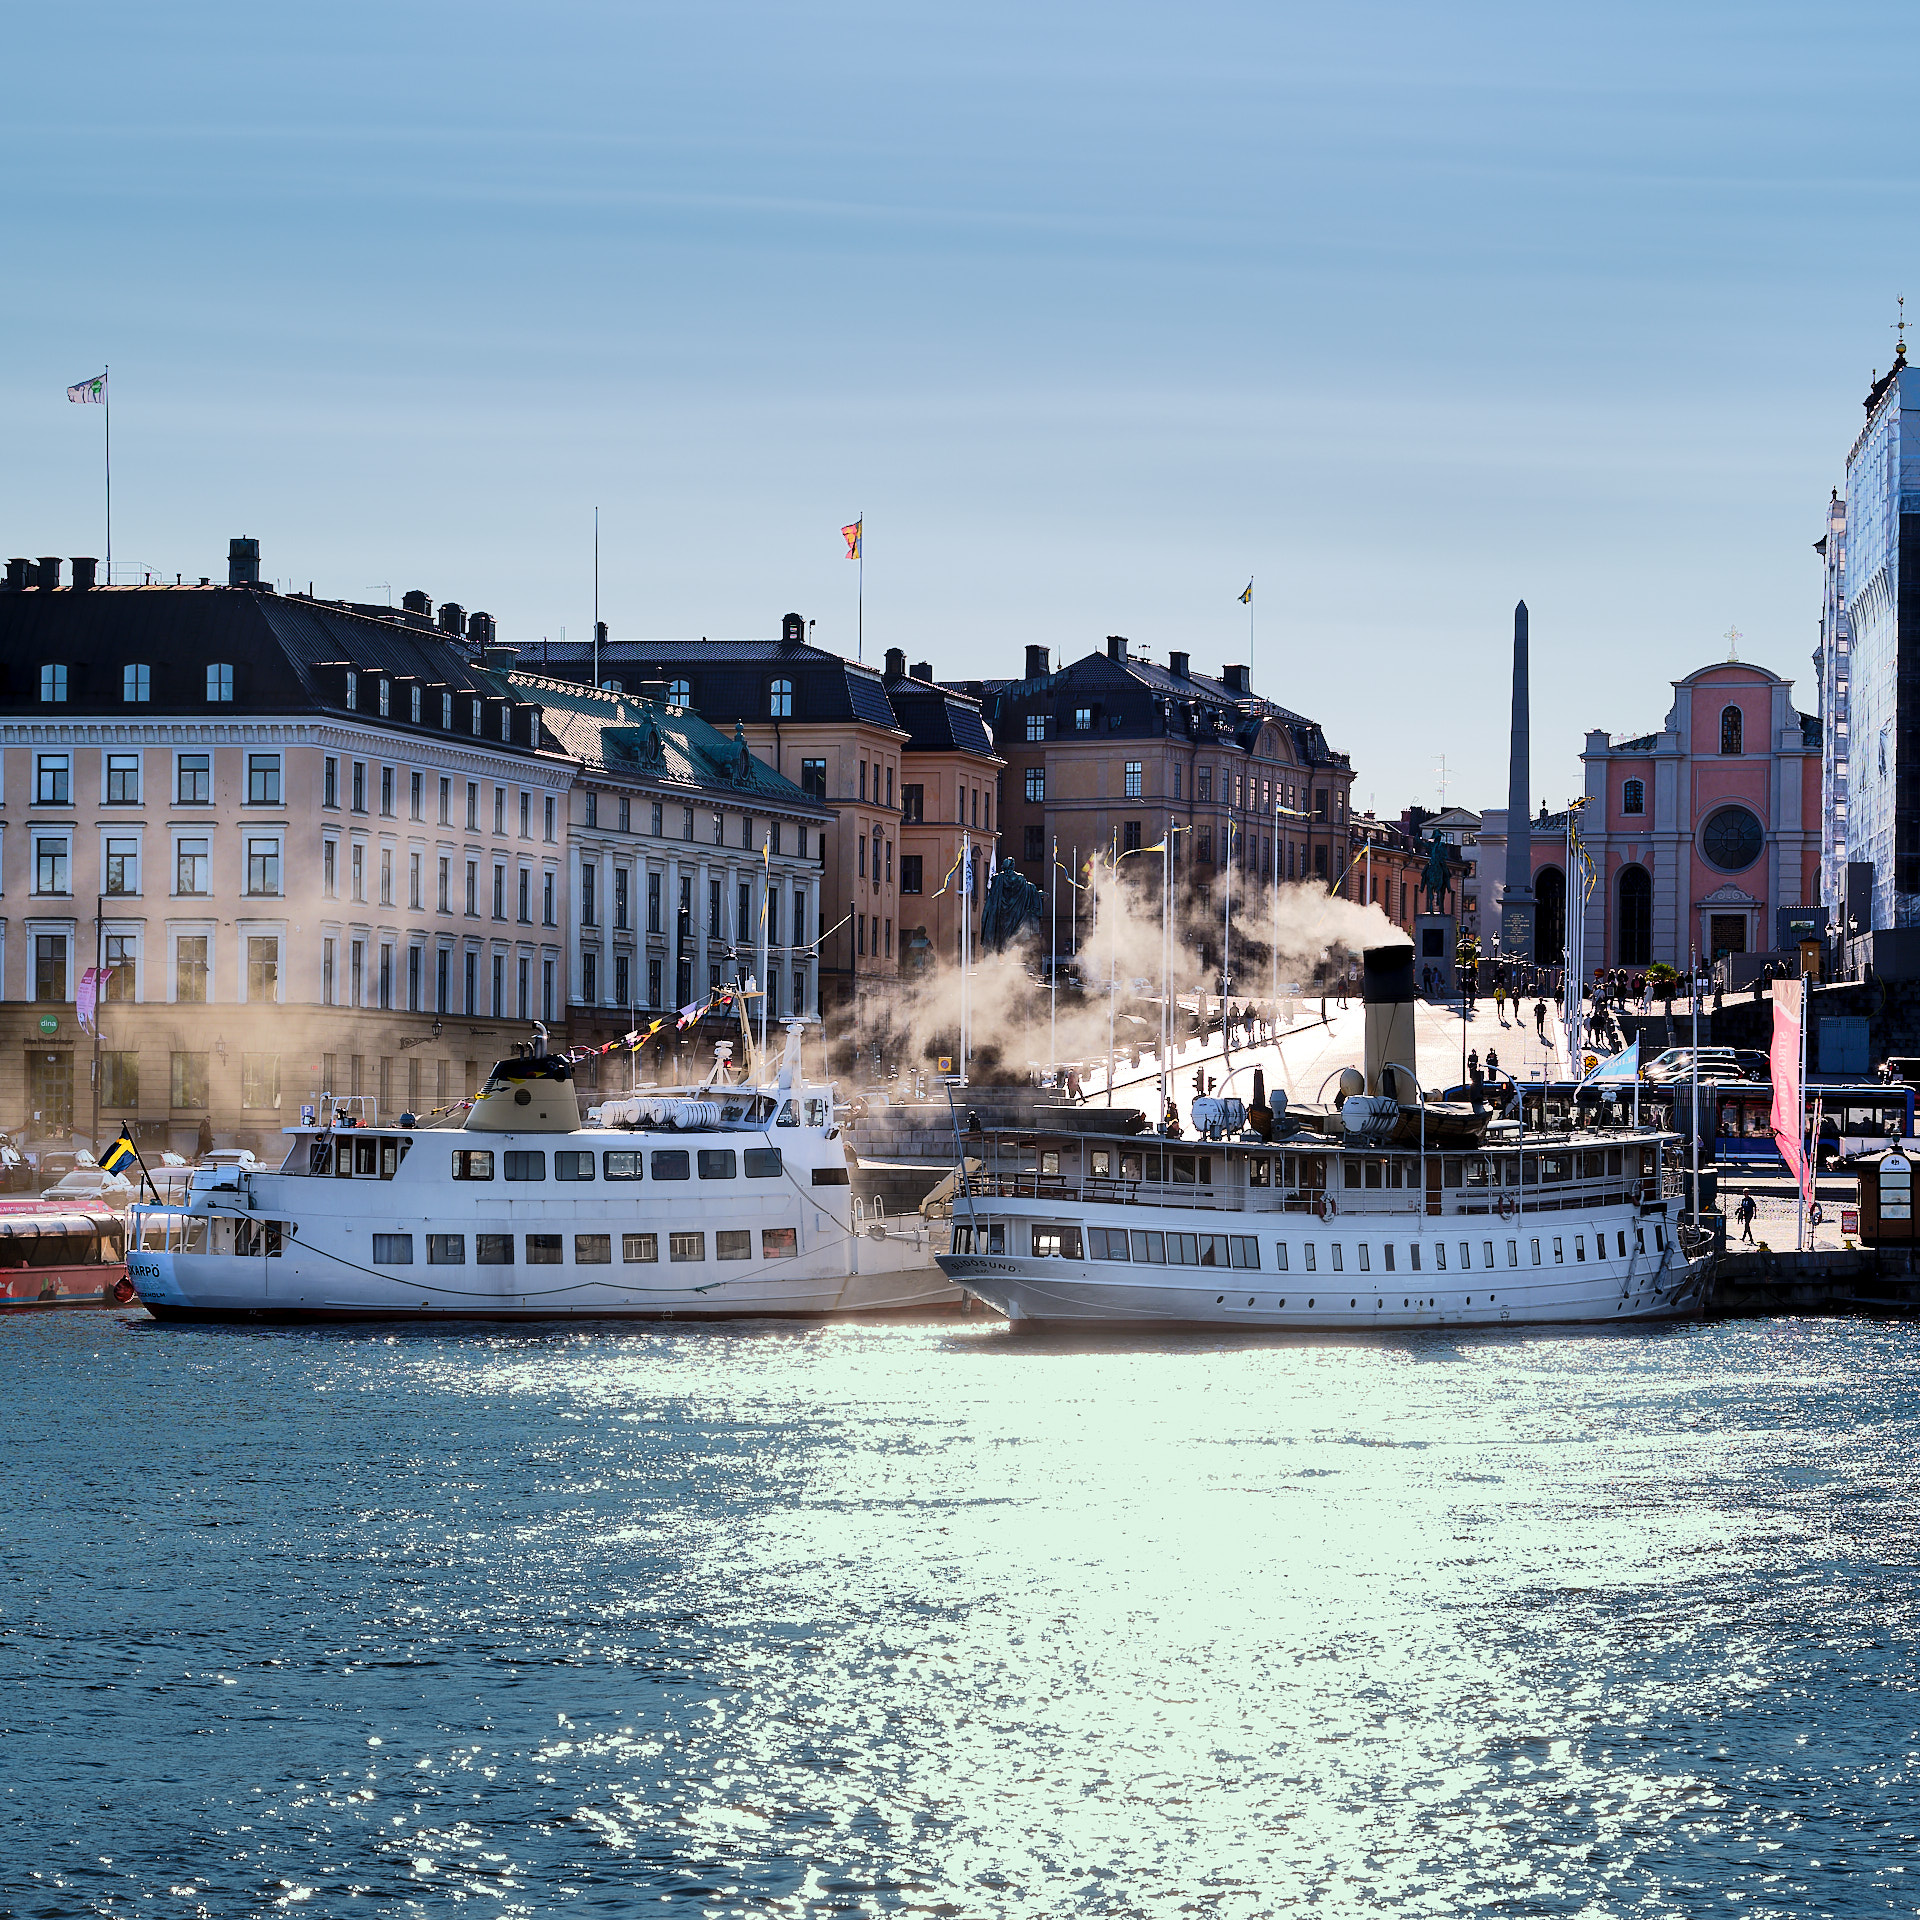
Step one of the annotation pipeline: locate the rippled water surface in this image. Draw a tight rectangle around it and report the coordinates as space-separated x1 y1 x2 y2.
6 1312 1920 1916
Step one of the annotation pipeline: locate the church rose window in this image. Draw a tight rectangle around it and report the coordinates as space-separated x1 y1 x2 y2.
1701 805 1764 872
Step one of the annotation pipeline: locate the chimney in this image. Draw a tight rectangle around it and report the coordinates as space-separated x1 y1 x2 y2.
1361 944 1418 1100
35 557 61 590
1025 644 1049 679
438 601 466 635
70 556 97 590
1106 635 1128 662
780 611 805 649
1168 650 1190 680
3 559 28 591
884 646 907 681
227 537 260 588
466 610 495 648
1222 663 1249 695
911 660 932 682
402 589 431 618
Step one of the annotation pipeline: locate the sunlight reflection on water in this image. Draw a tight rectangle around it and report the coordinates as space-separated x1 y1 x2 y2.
6 1314 1919 1915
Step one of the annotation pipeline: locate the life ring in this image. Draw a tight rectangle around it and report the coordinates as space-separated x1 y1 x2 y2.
1496 1194 1518 1221
110 1275 136 1306
1809 1202 1825 1229
1316 1192 1337 1222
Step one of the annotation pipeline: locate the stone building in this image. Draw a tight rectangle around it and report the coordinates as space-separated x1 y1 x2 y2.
521 675 833 1081
1477 659 1821 977
982 637 1355 955
516 621 999 1022
0 544 567 1152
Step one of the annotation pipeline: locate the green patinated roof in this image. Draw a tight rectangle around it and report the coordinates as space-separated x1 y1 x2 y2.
511 672 827 812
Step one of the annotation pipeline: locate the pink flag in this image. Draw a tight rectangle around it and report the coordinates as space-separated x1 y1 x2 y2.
1769 978 1812 1208
76 966 102 1035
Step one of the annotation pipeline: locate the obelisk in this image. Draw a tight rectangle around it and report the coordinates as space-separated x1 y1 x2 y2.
1500 600 1536 964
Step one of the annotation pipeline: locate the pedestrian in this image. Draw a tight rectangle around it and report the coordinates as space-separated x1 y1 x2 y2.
1735 1190 1757 1243
196 1115 214 1160
1494 980 1508 1024
1486 1047 1501 1078
1533 999 1548 1041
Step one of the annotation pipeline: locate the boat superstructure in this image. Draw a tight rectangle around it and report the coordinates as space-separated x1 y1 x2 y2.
937 945 1712 1330
127 1029 960 1321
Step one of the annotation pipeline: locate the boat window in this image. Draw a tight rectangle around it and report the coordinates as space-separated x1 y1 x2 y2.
987 1223 1006 1254
1344 1159 1362 1189
1358 1244 1371 1270
763 1227 798 1260
575 1233 612 1264
603 1151 644 1181
476 1233 513 1264
698 1150 737 1180
1442 1157 1463 1187
775 1100 799 1128
1457 1241 1470 1268
1173 1155 1197 1185
1092 1149 1114 1179
1130 1229 1165 1264
505 1151 546 1182
1483 1241 1494 1268
743 1148 782 1178
1364 1160 1383 1190
1541 1153 1571 1183
652 1151 691 1181
1508 1240 1518 1266
1654 1225 1666 1250
1606 1149 1623 1176
428 1235 465 1264
669 1231 705 1262
1040 1149 1060 1176
1573 1235 1586 1261
380 1138 408 1180
952 1225 972 1253
1463 1158 1490 1187
302 1139 329 1176
1617 1231 1628 1258
1275 1243 1288 1270
1248 1157 1270 1188
336 1142 355 1178
1532 1238 1542 1264
1383 1244 1395 1271
526 1233 563 1264
1088 1226 1129 1261
716 1229 752 1260
554 1151 595 1181
183 1217 207 1254
1434 1243 1446 1271
1304 1243 1316 1269
372 1234 414 1265
1553 1236 1565 1263
1225 1238 1257 1269
1409 1243 1420 1270
354 1137 378 1178
452 1150 494 1181
1032 1226 1082 1258
624 1232 659 1263
1330 1244 1344 1271
809 1166 849 1186
1120 1152 1143 1182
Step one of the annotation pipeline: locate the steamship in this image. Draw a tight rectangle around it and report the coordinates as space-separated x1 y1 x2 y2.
125 1029 959 1321
937 945 1712 1330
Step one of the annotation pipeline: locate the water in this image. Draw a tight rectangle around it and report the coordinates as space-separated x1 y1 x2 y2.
5 1313 1920 1917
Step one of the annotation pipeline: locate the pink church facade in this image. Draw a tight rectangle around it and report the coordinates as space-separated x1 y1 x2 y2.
1549 662 1821 974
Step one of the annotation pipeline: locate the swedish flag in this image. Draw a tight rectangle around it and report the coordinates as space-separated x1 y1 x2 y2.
101 1133 137 1176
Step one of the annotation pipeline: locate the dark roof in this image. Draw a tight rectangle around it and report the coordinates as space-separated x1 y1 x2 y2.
511 674 828 812
0 582 537 747
510 637 907 733
880 672 999 759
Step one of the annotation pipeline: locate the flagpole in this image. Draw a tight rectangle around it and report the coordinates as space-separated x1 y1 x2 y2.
759 835 770 1071
857 513 864 665
104 366 111 585
90 894 103 1152
1049 839 1058 1083
592 506 600 688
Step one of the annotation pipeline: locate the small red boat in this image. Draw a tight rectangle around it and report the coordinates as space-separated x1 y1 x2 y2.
0 1201 134 1310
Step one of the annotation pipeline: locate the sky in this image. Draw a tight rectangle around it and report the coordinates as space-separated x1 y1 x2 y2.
2 1 1916 811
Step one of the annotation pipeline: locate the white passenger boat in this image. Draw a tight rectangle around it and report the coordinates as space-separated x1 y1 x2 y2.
937 945 1712 1331
127 1029 959 1321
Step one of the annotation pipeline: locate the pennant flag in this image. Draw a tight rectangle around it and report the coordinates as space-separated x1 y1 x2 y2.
68 372 106 404
76 966 106 1035
1579 1038 1640 1085
1239 580 1253 605
101 1132 137 1175
841 518 862 560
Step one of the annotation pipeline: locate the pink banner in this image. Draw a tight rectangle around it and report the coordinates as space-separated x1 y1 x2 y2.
1770 978 1812 1207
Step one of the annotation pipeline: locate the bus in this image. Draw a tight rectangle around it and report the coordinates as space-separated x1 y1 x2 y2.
1700 1082 1916 1168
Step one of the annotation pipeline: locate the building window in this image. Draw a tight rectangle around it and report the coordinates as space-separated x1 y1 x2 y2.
409 770 423 820
667 678 690 705
247 838 282 895
583 790 598 830
175 936 209 1004
241 1052 281 1109
123 663 150 702
1023 826 1043 861
170 1052 209 1109
178 754 211 805
1075 708 1092 732
104 934 136 1001
582 951 597 1003
901 783 924 823
35 754 69 805
410 685 422 724
381 766 394 817
1720 705 1743 755
247 754 281 805
40 664 67 703
207 663 234 702
324 757 339 808
1122 820 1142 853
247 935 280 1003
1026 768 1045 802
770 677 793 718
409 850 422 910
581 863 597 926
104 836 137 895
800 759 826 802
902 854 924 893
352 762 367 813
471 698 482 735
1124 762 1143 799
106 753 140 804
34 933 67 1001
1025 714 1047 742
1622 778 1645 816
33 834 69 894
614 867 629 930
100 1050 139 1105
350 843 365 901
1197 769 1212 802
176 837 210 896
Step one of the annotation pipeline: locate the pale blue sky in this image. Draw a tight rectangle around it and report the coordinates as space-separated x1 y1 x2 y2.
3 1 1913 808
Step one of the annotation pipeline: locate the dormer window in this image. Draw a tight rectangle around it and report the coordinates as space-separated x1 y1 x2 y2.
1720 705 1742 755
39 664 66 703
770 677 793 718
377 677 391 717
470 698 482 735
207 663 234 702
123 664 150 703
668 678 690 707
411 685 422 723
441 690 452 728
345 669 358 710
